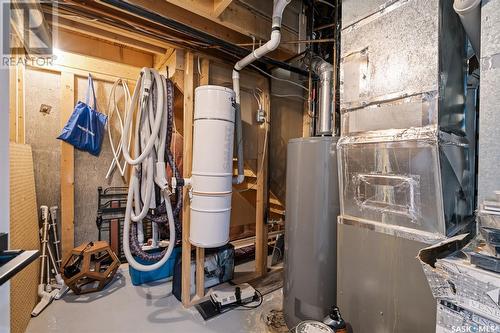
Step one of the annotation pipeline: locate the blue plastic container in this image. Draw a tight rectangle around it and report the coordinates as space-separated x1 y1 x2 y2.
128 246 181 286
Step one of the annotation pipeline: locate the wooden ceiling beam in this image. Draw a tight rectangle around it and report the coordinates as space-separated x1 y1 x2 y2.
105 0 249 45
213 0 233 17
162 0 297 54
50 16 168 55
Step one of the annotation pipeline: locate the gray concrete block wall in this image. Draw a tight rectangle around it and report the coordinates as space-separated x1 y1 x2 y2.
478 0 500 203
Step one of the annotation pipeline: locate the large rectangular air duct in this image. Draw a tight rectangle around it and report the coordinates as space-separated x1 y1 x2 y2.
337 0 472 331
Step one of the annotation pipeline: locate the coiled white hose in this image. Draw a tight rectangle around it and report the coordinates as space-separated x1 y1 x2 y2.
121 68 176 271
105 78 131 179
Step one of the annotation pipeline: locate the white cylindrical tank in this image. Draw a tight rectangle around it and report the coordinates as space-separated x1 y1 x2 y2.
190 85 236 248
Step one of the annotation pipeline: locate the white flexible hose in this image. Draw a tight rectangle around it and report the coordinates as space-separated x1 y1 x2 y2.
121 68 176 271
105 78 131 179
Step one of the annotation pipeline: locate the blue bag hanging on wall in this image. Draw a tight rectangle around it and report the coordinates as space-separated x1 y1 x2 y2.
57 74 107 156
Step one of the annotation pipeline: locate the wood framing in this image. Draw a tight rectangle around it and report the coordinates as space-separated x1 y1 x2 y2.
9 64 16 142
195 57 210 299
181 51 195 307
28 50 141 85
162 0 297 54
255 88 270 276
213 0 233 17
9 60 26 144
60 71 75 259
52 17 168 55
118 0 296 56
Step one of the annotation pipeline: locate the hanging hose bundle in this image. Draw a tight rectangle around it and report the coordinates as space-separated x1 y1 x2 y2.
105 78 132 179
121 68 181 271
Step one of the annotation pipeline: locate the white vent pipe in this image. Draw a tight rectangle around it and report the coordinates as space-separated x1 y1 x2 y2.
190 86 236 247
232 0 292 184
454 0 481 58
190 0 291 248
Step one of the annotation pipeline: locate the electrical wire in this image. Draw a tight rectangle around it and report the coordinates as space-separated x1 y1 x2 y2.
236 289 264 310
316 0 336 9
249 64 309 91
271 93 307 100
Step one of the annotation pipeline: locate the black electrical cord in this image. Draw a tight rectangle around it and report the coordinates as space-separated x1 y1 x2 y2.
236 289 264 310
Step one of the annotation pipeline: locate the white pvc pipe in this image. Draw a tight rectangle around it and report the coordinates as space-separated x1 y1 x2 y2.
454 0 481 58
231 0 291 185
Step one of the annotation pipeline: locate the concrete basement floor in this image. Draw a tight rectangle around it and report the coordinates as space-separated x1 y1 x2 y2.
26 264 285 333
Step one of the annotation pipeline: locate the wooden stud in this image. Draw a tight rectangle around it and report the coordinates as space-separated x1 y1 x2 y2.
213 0 233 17
60 72 75 260
194 57 210 299
52 17 168 55
255 87 270 277
115 0 252 46
199 58 210 86
9 64 16 142
28 50 140 82
16 63 25 144
195 247 205 298
161 0 297 54
181 51 195 307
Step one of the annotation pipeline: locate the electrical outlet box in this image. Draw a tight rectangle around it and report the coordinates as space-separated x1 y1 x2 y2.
256 108 266 124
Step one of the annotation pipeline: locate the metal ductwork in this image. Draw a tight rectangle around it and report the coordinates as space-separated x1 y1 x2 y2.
311 58 334 136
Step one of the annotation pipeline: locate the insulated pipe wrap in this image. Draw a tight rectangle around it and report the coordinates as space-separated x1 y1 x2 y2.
190 85 236 248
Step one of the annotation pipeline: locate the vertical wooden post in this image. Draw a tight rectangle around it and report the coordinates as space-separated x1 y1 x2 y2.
195 57 210 298
60 72 75 259
16 63 25 144
181 51 195 307
255 86 270 277
9 64 16 142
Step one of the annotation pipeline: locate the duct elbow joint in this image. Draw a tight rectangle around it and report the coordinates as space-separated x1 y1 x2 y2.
267 30 282 52
273 0 291 24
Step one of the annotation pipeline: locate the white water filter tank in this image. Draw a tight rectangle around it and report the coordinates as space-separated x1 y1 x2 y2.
190 85 236 248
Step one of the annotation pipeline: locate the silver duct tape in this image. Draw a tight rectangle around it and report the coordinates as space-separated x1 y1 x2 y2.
338 215 446 244
337 129 473 236
352 173 422 222
337 127 469 146
340 91 439 134
337 126 438 145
